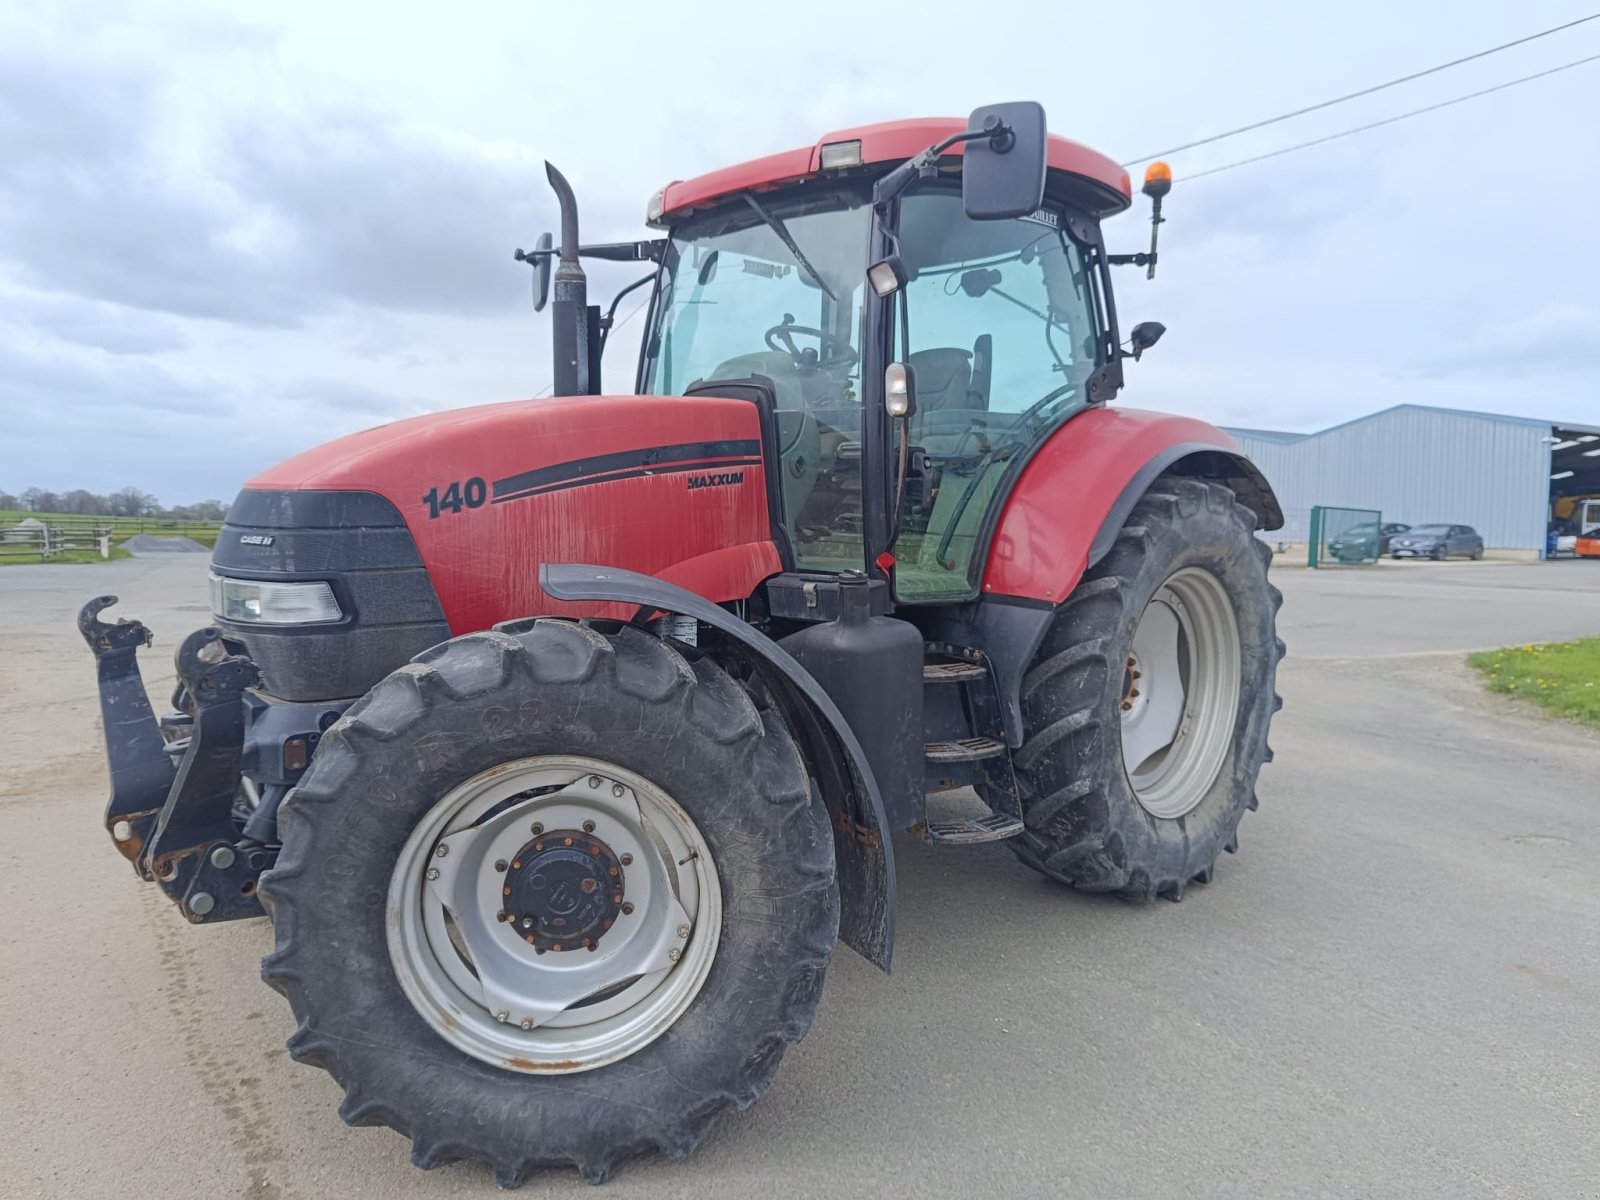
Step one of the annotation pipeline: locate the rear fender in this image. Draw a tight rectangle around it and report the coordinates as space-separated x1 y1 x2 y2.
540 563 896 972
981 407 1282 604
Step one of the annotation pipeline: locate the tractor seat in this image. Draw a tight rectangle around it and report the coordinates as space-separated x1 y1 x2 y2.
907 348 973 413
908 347 992 457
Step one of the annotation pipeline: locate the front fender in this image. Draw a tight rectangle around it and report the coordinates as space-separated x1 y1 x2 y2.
540 563 896 972
981 407 1282 604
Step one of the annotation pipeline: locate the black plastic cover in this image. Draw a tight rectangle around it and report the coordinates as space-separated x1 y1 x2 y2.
211 490 449 702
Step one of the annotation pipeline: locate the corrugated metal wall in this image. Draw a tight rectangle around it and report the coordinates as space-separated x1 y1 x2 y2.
1224 405 1550 549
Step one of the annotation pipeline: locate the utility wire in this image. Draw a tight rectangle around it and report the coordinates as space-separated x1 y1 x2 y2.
1182 52 1600 181
529 294 652 399
1120 12 1600 165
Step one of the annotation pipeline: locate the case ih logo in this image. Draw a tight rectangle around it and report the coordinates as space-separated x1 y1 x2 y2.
686 470 745 491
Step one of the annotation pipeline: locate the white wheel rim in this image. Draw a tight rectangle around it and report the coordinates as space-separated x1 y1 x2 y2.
387 756 721 1074
1119 568 1241 820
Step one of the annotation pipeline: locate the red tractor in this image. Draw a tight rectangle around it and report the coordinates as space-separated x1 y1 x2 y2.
81 103 1282 1184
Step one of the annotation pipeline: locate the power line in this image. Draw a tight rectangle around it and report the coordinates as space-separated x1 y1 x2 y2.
1121 12 1600 165
1182 52 1600 181
529 294 653 399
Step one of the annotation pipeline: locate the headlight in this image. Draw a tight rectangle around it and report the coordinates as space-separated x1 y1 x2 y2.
210 574 343 625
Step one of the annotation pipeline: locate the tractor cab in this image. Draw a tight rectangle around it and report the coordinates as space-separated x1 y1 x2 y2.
527 106 1164 605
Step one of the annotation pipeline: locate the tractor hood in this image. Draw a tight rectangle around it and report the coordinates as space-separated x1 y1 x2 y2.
236 392 782 636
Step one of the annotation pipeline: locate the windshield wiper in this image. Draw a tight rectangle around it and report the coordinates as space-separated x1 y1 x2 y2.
740 193 837 301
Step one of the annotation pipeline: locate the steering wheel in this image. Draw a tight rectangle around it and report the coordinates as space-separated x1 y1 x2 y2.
764 315 859 370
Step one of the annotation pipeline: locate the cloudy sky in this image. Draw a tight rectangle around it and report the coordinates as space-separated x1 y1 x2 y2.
1 0 1596 505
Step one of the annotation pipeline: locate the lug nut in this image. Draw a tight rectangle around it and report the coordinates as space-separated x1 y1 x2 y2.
668 948 681 962
612 784 624 798
530 822 544 835
425 867 440 882
521 916 534 929
512 860 523 870
434 844 449 858
495 860 508 872
581 879 597 894
677 923 691 938
585 940 598 952
520 1018 534 1030
622 902 635 915
619 853 632 866
582 820 595 833
497 910 511 922
588 775 601 788
495 1011 509 1024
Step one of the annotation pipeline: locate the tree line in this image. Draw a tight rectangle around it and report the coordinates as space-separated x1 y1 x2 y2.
0 486 228 522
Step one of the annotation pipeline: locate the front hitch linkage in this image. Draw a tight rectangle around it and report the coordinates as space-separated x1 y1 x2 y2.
79 596 272 922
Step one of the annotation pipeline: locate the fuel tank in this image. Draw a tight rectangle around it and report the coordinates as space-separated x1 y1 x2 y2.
235 393 782 635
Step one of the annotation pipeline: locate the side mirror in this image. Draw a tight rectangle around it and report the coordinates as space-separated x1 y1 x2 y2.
962 101 1047 221
1128 321 1166 361
528 231 553 312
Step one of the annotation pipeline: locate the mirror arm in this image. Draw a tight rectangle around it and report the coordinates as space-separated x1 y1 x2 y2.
516 239 665 265
1106 252 1157 267
873 125 1010 209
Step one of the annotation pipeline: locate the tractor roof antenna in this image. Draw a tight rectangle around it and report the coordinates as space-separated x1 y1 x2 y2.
544 162 598 396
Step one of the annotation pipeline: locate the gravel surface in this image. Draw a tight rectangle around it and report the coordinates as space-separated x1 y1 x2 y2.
2 556 1597 1199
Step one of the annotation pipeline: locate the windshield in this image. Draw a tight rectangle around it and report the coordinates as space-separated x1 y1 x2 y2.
642 187 869 403
643 187 872 574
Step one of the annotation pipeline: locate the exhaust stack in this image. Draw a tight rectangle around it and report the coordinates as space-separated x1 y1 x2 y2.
544 162 601 396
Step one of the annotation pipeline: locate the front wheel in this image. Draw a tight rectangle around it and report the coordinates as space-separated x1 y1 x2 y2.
1009 478 1283 900
258 622 838 1184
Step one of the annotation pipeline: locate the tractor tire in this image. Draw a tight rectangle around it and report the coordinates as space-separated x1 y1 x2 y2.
1008 477 1283 901
257 621 838 1185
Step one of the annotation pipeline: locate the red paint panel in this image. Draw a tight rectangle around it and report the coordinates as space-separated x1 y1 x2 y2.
657 118 1131 222
981 408 1240 603
249 394 780 633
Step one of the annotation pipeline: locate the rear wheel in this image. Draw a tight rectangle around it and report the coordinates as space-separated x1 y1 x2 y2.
258 621 838 1184
1009 478 1282 900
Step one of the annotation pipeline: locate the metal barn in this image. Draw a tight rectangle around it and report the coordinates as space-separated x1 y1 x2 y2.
1222 404 1600 553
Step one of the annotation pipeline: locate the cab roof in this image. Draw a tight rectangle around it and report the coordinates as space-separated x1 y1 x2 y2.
653 117 1133 225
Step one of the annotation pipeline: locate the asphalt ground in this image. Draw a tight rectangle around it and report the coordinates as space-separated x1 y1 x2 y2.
2 556 1597 1199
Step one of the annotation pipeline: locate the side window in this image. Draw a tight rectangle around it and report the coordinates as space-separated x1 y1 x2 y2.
891 192 1098 601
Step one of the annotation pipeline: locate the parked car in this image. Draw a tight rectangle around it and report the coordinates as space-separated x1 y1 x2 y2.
1390 524 1484 560
1328 522 1410 562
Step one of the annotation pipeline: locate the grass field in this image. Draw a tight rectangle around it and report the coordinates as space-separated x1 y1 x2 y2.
1468 638 1600 729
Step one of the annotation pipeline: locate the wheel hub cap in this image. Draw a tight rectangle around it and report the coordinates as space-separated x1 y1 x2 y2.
387 757 721 1073
502 830 624 953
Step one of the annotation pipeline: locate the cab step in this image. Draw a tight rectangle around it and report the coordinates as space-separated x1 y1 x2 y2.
923 813 1026 845
923 658 986 683
925 736 1007 763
